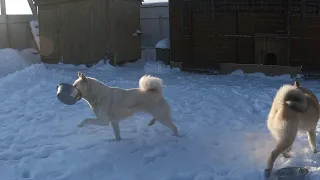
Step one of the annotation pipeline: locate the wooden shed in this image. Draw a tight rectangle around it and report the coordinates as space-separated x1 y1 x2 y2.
33 0 142 65
169 0 320 74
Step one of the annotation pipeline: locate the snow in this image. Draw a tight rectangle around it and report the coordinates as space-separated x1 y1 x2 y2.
29 20 40 50
1 49 320 180
143 0 168 4
141 2 168 6
230 69 294 80
0 48 40 78
155 38 170 49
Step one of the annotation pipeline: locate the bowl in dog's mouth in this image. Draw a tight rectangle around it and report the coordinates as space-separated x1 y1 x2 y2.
56 83 82 105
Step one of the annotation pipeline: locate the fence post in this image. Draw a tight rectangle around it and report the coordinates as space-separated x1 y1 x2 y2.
27 0 37 15
0 0 10 48
1 0 6 15
159 16 163 39
300 0 306 66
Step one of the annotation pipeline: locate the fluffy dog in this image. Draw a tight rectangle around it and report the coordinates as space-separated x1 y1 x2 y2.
73 72 179 141
265 80 319 178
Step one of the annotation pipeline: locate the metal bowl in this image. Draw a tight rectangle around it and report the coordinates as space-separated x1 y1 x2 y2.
56 83 82 105
275 167 309 180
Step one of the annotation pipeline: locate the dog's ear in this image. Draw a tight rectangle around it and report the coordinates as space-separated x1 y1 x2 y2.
293 79 300 87
78 72 87 82
80 73 88 83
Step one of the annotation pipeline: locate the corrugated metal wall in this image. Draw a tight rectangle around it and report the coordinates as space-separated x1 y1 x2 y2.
140 2 169 48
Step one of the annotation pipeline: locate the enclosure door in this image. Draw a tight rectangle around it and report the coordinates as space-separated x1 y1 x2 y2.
38 5 60 64
121 2 141 62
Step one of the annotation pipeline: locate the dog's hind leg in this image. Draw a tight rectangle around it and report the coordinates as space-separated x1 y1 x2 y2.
78 118 109 127
308 128 317 153
265 140 295 178
111 121 121 141
147 116 178 135
265 124 298 178
150 102 179 136
163 119 179 136
154 116 179 136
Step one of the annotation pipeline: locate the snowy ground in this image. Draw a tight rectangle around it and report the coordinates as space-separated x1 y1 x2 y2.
1 49 320 180
0 48 40 78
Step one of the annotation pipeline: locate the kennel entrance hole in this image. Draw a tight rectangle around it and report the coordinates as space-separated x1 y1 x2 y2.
264 53 278 65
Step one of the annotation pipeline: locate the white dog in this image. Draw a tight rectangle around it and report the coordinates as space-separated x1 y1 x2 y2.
73 72 179 140
265 80 319 178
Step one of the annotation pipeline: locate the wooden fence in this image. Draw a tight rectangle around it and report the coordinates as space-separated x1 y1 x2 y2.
0 0 37 50
0 15 37 50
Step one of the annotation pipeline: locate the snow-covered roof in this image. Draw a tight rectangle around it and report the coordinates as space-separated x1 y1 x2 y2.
155 38 170 49
141 2 168 8
29 20 40 50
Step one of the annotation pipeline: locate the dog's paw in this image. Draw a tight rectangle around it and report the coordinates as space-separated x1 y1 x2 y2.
77 122 86 128
107 138 121 143
77 119 89 128
173 133 181 138
77 123 84 128
264 169 271 179
313 149 318 153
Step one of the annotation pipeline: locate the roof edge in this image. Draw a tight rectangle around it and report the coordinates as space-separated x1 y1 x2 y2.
141 2 168 8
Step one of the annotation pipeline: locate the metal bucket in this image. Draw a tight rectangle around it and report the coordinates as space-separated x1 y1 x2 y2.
56 83 82 105
275 167 309 180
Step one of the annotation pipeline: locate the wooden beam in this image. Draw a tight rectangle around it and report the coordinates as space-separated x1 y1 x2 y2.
0 0 9 48
27 0 37 15
1 0 6 15
300 0 306 66
34 0 142 6
285 0 291 66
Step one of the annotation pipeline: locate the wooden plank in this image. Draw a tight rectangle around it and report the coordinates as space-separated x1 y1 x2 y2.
111 0 141 63
34 0 86 6
125 0 141 61
38 5 60 63
28 0 38 15
59 0 92 64
285 0 291 66
0 15 8 48
0 15 36 49
0 0 9 48
300 0 306 65
5 15 37 23
1 0 6 15
238 12 254 35
237 38 254 64
34 0 142 6
37 0 142 65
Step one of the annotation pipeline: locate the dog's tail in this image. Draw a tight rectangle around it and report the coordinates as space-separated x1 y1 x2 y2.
139 75 163 94
275 84 307 113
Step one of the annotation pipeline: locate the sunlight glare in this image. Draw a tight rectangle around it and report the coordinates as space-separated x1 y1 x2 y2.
4 0 32 15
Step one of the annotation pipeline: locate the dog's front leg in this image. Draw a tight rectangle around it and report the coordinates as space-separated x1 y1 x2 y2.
78 118 109 127
308 128 317 153
111 121 121 141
